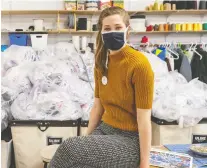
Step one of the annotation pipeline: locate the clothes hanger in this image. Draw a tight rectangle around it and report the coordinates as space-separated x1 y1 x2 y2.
191 42 203 60
165 43 179 60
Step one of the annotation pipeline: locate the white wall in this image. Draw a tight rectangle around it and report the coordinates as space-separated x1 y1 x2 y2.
1 0 207 45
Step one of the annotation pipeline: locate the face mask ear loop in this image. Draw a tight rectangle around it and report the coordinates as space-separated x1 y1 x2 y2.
124 26 129 45
105 50 109 69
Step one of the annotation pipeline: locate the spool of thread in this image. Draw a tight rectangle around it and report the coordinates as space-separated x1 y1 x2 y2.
181 23 187 31
154 24 159 31
171 24 176 31
154 1 159 10
164 3 171 10
159 24 164 31
160 4 164 10
176 24 181 31
186 23 193 31
203 23 207 30
197 23 202 31
172 4 176 10
149 5 153 11
164 24 169 31
193 23 198 31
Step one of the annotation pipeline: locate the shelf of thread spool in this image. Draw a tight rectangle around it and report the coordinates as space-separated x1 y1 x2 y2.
130 30 207 34
1 10 207 15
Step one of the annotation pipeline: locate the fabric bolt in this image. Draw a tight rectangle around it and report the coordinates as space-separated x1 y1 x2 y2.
176 1 187 9
199 0 207 9
95 45 154 131
49 122 140 168
186 0 197 9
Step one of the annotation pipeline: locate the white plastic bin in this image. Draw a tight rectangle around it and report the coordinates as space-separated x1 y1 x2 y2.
130 15 146 32
11 120 79 168
151 117 193 146
33 19 44 31
30 34 48 50
192 119 207 144
1 140 13 168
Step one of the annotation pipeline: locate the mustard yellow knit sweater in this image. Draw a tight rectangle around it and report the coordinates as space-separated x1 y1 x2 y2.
94 45 154 131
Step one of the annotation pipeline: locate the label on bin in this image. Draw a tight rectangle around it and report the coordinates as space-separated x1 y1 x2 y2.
47 136 63 145
192 134 207 144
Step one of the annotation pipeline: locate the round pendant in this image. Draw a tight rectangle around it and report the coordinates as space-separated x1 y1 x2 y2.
102 76 108 85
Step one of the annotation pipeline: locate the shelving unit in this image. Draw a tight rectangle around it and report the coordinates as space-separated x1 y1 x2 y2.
2 30 207 34
1 9 207 15
1 9 207 36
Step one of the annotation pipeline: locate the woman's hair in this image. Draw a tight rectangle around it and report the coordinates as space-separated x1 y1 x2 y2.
95 7 130 75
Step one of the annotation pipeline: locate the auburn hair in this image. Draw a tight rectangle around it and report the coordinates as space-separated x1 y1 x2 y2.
95 7 130 75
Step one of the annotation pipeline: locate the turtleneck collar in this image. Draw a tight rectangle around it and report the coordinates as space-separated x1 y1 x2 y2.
109 45 132 62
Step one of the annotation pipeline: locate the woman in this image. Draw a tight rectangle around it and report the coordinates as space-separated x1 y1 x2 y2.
49 7 154 168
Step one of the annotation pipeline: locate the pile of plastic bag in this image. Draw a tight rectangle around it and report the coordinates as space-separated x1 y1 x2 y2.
1 44 207 132
1 43 94 131
144 52 207 128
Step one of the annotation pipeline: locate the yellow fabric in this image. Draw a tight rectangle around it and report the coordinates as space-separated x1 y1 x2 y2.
94 45 154 131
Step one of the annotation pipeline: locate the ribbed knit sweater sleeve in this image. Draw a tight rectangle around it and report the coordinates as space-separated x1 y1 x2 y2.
132 56 154 109
94 68 100 98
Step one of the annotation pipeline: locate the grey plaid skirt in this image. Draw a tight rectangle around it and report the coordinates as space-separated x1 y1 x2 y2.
49 122 140 168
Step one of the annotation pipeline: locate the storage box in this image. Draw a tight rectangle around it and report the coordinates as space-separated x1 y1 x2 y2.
9 34 28 46
77 0 85 10
30 34 48 50
113 0 124 8
65 0 77 10
11 120 79 168
130 15 146 32
100 0 112 10
1 140 13 168
80 120 88 136
151 117 207 146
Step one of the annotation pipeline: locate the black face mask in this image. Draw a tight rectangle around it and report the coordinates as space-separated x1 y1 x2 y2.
102 29 127 51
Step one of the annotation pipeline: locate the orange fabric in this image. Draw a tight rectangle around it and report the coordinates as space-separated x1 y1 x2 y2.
94 45 154 131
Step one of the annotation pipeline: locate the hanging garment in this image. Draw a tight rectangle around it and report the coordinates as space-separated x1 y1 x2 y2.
166 52 175 71
172 48 192 82
152 47 166 61
173 50 183 71
191 47 207 84
179 54 192 82
165 58 172 71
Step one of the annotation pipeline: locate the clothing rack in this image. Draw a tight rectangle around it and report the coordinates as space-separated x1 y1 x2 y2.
133 42 207 47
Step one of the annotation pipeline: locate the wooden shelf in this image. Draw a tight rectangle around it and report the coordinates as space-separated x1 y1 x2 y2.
1 30 98 34
1 10 137 15
1 10 207 15
130 30 207 34
2 30 207 34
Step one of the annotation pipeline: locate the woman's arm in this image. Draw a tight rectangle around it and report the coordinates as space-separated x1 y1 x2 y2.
137 108 152 168
132 53 154 168
86 98 105 135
